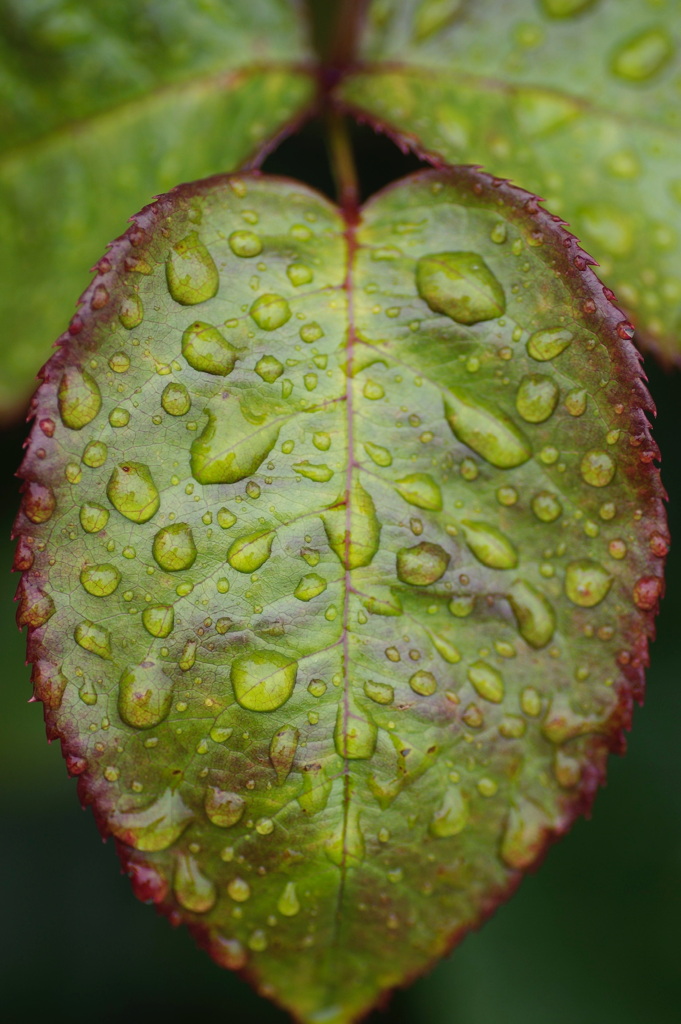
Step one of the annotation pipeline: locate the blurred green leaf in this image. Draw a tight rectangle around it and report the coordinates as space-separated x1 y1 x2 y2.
341 0 681 361
0 0 315 416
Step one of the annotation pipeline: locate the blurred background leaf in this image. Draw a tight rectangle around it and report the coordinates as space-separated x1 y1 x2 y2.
340 0 681 363
0 0 315 418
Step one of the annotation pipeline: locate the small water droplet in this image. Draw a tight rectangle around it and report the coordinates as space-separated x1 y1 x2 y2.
227 876 251 902
565 560 612 606
396 541 450 585
531 491 562 522
75 620 111 659
80 563 121 597
364 442 393 467
430 787 469 837
182 321 238 375
541 0 597 17
300 322 323 343
526 327 572 361
118 660 173 728
229 230 262 257
191 400 280 484
153 523 197 571
287 263 314 286
564 388 587 416
107 462 159 523
467 661 504 702
250 293 291 331
82 440 107 468
269 725 299 782
416 252 505 324
334 696 377 759
293 461 334 482
364 679 394 704
58 368 101 429
166 232 219 305
580 449 616 487
119 293 143 329
142 604 174 638
161 382 191 416
633 575 662 611
500 799 550 869
409 669 437 696
508 580 556 648
231 651 297 712
174 854 216 913
277 881 300 917
209 710 233 743
23 482 56 524
395 473 442 510
205 786 245 827
515 374 559 423
80 503 109 533
178 639 197 672
227 529 273 572
294 573 327 601
217 507 237 529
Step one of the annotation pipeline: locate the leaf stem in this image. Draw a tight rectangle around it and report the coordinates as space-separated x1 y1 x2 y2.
327 111 359 218
327 0 368 70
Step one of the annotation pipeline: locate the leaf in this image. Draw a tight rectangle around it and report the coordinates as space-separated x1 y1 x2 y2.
15 167 666 1023
339 0 681 361
0 0 315 416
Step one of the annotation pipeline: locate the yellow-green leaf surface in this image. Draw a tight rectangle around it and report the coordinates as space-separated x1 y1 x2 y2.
16 168 666 1022
340 0 681 361
0 0 315 417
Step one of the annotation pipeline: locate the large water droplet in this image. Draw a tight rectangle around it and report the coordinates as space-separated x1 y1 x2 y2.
334 696 377 759
227 529 273 572
229 230 262 257
611 27 674 82
322 479 381 569
110 788 193 851
526 327 573 361
298 764 331 814
270 725 299 783
152 523 197 571
174 854 216 913
430 787 469 837
80 563 121 597
277 881 300 917
118 660 173 728
160 383 190 418
58 368 101 429
409 669 437 696
580 449 616 487
565 560 612 607
467 661 504 703
119 293 144 329
515 374 559 423
255 355 284 382
294 573 327 601
80 503 109 533
416 252 505 324
250 293 291 331
531 491 562 522
166 232 219 305
445 388 531 468
182 321 238 376
396 541 450 586
190 397 280 484
107 462 159 523
231 650 297 712
507 580 556 648
75 620 111 659
395 473 442 510
205 786 245 827
364 679 394 704
293 461 334 483
364 442 393 467
142 604 174 638
462 520 518 569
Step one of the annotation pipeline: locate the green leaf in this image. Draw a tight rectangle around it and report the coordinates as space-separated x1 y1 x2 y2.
16 167 665 1022
340 0 681 360
0 0 315 416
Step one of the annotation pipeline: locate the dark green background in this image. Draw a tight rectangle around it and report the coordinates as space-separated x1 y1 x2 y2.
2 123 679 1024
